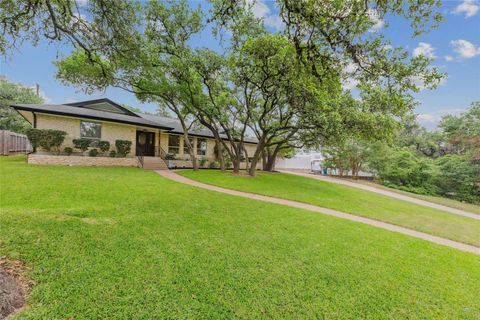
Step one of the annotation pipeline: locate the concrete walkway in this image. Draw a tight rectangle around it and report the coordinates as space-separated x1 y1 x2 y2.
156 170 479 255
278 170 480 220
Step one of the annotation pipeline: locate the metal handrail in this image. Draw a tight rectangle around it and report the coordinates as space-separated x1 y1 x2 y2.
136 145 144 168
154 146 170 167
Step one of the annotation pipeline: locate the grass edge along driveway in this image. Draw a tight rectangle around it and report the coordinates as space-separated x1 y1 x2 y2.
179 170 480 247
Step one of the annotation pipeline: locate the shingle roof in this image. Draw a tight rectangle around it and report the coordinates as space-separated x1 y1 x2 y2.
12 103 173 130
137 113 258 144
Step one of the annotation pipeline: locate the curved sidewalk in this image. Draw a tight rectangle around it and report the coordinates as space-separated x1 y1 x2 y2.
278 170 479 220
156 170 479 255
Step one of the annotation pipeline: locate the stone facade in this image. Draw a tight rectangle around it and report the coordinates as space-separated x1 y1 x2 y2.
32 113 260 166
28 154 139 167
35 114 137 157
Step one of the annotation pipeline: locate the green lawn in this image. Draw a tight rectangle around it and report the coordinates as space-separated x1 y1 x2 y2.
179 170 480 246
342 178 480 214
1 156 479 319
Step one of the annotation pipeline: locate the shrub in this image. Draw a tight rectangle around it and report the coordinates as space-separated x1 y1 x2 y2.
109 150 116 158
98 140 110 153
115 140 132 157
434 154 480 203
209 160 219 169
165 153 176 160
73 138 92 152
88 148 98 157
38 129 67 154
199 158 208 167
225 158 233 169
64 147 73 156
25 128 42 150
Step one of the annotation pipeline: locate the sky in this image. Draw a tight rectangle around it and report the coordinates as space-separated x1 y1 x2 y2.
0 0 479 130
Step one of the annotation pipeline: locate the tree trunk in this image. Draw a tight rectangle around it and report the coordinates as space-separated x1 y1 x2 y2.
262 150 268 170
215 140 226 171
183 133 198 170
248 141 266 176
264 146 280 172
232 153 241 173
243 147 249 172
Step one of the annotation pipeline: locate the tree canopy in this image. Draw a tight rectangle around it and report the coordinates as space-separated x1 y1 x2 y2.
0 76 43 133
2 0 447 175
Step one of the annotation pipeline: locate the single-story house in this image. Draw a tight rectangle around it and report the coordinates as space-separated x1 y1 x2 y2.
11 98 259 169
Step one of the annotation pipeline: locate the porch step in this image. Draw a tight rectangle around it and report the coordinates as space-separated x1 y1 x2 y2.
142 157 169 170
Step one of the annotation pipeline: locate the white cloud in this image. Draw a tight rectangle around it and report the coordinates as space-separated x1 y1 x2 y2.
413 42 436 59
341 62 359 90
246 0 284 31
450 39 480 58
452 0 479 18
30 85 52 104
445 55 454 61
367 9 384 32
417 108 466 129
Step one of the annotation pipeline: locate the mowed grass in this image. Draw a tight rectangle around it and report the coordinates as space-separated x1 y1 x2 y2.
342 178 480 214
179 170 480 246
0 157 479 319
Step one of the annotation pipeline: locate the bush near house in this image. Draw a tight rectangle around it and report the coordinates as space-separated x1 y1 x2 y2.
73 138 92 153
165 153 176 160
26 128 66 154
115 140 132 157
25 128 42 150
199 158 207 167
109 150 116 158
38 130 67 154
63 147 73 156
98 140 110 153
89 149 98 157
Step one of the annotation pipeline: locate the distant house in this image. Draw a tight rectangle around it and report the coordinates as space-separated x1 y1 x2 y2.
11 98 258 169
275 151 323 172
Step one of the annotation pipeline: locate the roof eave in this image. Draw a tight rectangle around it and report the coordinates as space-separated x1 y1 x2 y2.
11 105 174 131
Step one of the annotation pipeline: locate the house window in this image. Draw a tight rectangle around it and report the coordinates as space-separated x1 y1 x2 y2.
183 137 194 154
168 135 180 154
197 138 207 156
80 121 101 146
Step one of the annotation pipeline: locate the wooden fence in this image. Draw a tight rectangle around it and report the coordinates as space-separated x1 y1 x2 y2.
0 130 32 155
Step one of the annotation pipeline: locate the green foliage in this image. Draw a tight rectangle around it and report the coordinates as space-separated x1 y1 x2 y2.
0 76 42 133
73 138 92 152
109 150 116 158
63 147 73 156
362 103 480 203
434 154 480 203
98 140 110 153
165 153 176 160
27 129 66 154
209 160 219 169
199 157 208 167
376 148 437 194
88 149 99 157
323 140 368 177
115 140 132 157
25 128 42 150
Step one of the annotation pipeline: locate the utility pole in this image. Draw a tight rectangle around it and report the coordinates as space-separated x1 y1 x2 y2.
35 83 40 97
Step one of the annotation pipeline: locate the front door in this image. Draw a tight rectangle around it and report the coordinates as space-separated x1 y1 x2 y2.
136 131 155 156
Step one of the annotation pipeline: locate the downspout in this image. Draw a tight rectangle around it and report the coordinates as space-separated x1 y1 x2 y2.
32 112 37 153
